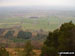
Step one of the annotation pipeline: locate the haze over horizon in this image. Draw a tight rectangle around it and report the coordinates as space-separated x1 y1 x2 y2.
0 0 75 8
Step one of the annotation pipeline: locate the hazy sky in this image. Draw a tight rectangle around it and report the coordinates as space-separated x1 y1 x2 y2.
0 0 75 7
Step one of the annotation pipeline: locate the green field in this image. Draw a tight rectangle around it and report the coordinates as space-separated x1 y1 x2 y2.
0 16 75 31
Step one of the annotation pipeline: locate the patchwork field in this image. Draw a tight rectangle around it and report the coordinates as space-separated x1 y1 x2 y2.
0 16 75 31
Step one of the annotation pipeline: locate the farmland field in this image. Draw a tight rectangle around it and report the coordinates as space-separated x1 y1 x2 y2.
0 16 75 31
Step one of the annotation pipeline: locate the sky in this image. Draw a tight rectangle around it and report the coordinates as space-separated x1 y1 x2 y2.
0 0 75 7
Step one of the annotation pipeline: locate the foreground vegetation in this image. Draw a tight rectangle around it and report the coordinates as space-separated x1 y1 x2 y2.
41 21 75 56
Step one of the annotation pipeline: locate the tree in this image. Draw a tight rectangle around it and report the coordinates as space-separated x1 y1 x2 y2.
0 47 9 56
58 21 75 51
23 41 35 56
4 31 14 38
41 31 59 56
17 31 32 39
41 21 75 56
